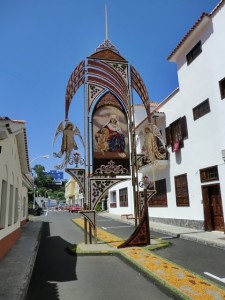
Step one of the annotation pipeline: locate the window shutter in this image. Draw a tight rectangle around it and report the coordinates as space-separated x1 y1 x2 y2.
174 174 190 206
180 116 188 139
165 126 171 146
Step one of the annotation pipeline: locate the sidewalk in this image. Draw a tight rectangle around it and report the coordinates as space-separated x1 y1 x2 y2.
0 220 43 300
100 212 225 250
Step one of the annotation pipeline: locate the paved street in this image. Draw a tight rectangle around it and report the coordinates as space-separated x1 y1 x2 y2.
96 214 225 287
26 211 174 300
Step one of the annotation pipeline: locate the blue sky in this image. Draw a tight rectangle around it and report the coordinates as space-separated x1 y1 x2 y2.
0 0 220 178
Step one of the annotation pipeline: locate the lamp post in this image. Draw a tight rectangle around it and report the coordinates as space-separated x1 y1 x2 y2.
44 190 51 209
33 186 36 209
45 190 51 202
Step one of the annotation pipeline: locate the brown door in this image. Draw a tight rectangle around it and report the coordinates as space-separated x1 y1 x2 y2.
202 184 224 232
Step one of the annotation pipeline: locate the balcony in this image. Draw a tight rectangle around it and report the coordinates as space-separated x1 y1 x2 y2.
137 150 169 172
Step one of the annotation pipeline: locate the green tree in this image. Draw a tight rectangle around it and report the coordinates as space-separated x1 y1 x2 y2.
29 164 65 207
32 164 54 190
56 191 65 200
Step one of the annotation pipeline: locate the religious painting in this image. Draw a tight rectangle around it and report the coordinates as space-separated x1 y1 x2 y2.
92 94 130 175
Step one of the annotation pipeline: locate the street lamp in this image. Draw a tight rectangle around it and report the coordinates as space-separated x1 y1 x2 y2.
142 175 151 189
44 190 51 209
30 155 49 164
45 190 51 200
72 152 84 168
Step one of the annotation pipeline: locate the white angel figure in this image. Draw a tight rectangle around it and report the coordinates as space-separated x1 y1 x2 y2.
53 120 84 169
142 123 167 162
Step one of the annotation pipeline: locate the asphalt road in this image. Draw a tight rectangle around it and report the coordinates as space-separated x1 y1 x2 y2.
96 214 225 287
26 211 175 300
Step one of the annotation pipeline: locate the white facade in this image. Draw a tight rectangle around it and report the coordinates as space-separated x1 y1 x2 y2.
108 1 225 232
0 118 32 258
65 178 82 205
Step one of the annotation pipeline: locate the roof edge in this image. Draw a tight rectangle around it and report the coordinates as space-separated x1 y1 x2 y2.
167 13 210 62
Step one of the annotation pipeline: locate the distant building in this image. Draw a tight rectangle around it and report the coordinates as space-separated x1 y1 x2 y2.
0 117 33 260
65 178 83 206
44 170 64 182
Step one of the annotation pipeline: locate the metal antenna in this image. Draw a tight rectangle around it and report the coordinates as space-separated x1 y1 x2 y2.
105 4 108 40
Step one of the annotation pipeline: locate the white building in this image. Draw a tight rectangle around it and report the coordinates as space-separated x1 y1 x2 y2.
0 117 32 259
108 0 225 233
65 178 82 206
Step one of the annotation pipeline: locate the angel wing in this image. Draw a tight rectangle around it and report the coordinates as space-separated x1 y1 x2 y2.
73 125 85 147
136 130 145 150
53 121 64 146
152 124 165 147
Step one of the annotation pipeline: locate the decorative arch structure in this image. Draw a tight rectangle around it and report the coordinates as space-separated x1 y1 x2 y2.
65 40 151 121
61 38 153 247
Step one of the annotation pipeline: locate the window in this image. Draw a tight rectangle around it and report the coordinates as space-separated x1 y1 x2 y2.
186 41 202 65
174 174 190 206
14 188 19 223
23 197 26 217
119 188 128 207
165 116 188 152
219 77 225 100
110 191 117 208
193 99 210 120
8 185 14 226
200 166 219 183
0 180 7 229
149 179 167 207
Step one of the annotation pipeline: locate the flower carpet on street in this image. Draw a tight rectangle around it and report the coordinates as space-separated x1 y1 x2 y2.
120 247 225 300
73 217 123 247
73 218 225 300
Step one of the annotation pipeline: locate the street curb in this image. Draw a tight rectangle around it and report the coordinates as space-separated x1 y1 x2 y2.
179 233 225 250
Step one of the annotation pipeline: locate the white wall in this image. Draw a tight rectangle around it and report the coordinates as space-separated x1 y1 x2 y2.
106 4 225 225
0 134 28 240
153 6 225 222
108 179 134 215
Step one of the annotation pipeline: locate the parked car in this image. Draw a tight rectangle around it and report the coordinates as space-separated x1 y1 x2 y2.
63 205 70 211
68 204 82 213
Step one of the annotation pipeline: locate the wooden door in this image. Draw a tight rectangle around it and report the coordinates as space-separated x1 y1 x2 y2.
202 184 224 232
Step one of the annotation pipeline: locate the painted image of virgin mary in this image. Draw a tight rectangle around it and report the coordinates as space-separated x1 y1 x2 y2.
96 114 126 156
104 114 125 152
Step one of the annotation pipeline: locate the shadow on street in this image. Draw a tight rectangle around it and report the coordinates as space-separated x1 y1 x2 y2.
26 222 77 300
